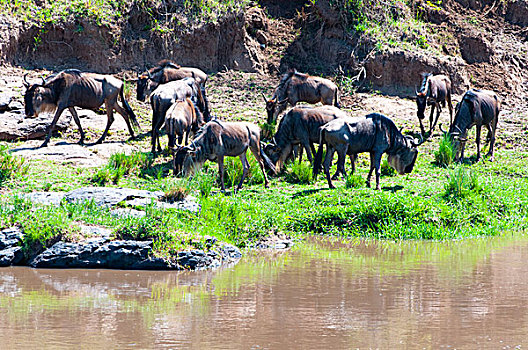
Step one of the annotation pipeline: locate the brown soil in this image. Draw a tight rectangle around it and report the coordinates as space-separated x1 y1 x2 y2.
0 0 527 158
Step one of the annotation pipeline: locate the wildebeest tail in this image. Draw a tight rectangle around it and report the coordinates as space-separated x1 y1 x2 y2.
260 143 277 175
120 84 142 131
313 128 326 177
334 88 341 108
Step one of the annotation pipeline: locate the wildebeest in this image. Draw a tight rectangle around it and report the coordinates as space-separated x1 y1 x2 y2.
263 69 340 124
137 60 210 120
24 69 140 147
415 73 453 135
448 89 500 162
264 105 349 171
165 98 203 172
174 120 276 191
314 113 422 190
150 78 206 154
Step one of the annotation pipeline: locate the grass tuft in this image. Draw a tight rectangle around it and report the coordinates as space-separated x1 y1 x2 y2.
345 174 364 188
444 166 482 200
435 132 456 167
0 145 28 186
285 161 314 184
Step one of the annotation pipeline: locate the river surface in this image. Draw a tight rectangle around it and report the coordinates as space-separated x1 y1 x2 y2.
1 234 528 349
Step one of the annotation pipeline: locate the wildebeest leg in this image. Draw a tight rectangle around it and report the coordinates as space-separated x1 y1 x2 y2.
95 102 115 144
310 143 317 159
237 152 250 191
475 126 482 161
297 145 303 162
68 107 85 145
114 103 135 138
323 145 336 189
151 115 164 154
41 105 66 147
431 103 441 133
485 122 497 161
303 141 314 163
428 103 436 133
418 117 426 136
348 152 356 175
446 92 454 127
249 143 270 188
331 150 346 180
218 156 226 192
373 153 383 190
366 152 375 188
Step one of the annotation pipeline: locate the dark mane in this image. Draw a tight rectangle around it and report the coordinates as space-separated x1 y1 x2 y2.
149 60 181 73
419 73 432 94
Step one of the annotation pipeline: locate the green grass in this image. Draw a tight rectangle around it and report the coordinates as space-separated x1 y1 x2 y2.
285 161 314 184
0 144 28 186
435 132 456 167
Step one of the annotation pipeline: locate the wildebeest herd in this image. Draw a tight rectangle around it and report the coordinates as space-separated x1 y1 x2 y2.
22 62 501 191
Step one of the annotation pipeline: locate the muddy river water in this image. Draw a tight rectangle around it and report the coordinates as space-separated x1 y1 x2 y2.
1 234 528 349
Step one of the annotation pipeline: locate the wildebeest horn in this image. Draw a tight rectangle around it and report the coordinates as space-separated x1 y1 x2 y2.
261 92 268 103
40 77 46 86
23 73 30 88
415 85 419 96
439 123 447 134
147 70 153 79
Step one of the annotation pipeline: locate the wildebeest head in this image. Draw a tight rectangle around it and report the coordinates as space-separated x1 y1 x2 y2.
23 74 55 118
262 93 287 124
136 71 158 102
177 143 206 177
263 142 281 165
387 136 421 175
416 92 427 120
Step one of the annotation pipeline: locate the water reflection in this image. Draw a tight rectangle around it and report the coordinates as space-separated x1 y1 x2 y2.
1 234 528 348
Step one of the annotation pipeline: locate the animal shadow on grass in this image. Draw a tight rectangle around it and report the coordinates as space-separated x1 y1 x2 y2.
381 185 404 193
292 188 328 199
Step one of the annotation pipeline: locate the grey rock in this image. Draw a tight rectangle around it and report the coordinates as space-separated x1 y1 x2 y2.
110 208 146 218
0 246 24 267
63 187 164 207
28 237 241 271
22 192 65 206
0 94 12 112
0 112 72 141
0 226 24 250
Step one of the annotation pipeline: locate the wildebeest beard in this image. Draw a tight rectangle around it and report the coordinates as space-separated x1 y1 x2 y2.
24 87 57 118
182 146 207 176
388 147 418 175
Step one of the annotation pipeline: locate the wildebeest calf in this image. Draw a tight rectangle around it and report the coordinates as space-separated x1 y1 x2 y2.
416 73 453 136
174 120 276 191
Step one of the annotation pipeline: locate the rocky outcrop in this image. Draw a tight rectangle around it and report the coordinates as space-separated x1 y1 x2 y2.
23 186 201 213
29 237 241 270
458 31 494 64
0 112 71 141
364 49 470 95
0 227 24 267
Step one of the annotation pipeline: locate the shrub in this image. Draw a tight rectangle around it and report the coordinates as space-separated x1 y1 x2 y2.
0 145 28 186
285 160 314 184
345 174 364 188
444 166 482 200
435 132 456 167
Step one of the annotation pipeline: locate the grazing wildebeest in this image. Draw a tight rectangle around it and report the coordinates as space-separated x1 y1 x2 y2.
174 120 276 191
165 98 203 172
263 69 340 124
314 113 422 190
24 69 140 147
415 73 453 135
137 60 210 120
448 89 500 162
264 105 349 171
150 78 206 154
